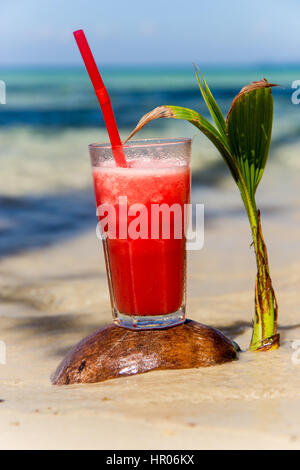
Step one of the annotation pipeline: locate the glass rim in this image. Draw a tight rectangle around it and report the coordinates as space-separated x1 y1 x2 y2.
88 137 192 150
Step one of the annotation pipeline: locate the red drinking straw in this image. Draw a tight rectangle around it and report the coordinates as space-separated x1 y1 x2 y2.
73 29 127 167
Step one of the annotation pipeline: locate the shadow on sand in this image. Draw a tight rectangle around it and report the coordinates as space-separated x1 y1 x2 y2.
0 163 293 259
0 188 95 258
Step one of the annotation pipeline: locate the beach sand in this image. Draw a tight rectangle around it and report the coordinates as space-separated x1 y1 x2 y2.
1 161 300 450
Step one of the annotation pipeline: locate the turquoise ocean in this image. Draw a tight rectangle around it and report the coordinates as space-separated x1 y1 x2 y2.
0 65 299 255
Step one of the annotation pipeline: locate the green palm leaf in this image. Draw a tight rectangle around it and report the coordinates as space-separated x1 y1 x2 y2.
226 82 276 199
124 105 239 182
194 66 227 140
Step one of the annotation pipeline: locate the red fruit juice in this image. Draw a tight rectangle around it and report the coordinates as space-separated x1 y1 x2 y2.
92 158 190 316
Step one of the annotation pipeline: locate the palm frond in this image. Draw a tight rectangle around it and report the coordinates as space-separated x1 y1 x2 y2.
194 65 227 140
124 105 239 182
226 81 276 198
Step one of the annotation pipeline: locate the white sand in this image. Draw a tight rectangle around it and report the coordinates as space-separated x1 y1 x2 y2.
1 163 300 450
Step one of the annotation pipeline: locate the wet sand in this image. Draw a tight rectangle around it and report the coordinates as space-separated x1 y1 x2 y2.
1 162 300 449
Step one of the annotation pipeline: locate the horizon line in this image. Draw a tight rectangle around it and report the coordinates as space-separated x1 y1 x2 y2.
0 61 300 69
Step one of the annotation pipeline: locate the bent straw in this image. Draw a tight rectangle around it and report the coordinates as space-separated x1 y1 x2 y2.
73 29 126 167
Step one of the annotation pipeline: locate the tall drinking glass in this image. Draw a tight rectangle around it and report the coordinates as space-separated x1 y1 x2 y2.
89 138 191 329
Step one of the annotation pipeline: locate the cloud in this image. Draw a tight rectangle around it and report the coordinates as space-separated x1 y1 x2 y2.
139 20 158 38
253 20 271 36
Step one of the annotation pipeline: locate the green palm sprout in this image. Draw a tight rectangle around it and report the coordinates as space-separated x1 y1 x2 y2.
125 68 280 351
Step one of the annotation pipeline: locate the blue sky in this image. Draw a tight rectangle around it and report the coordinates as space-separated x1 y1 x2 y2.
1 0 299 65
